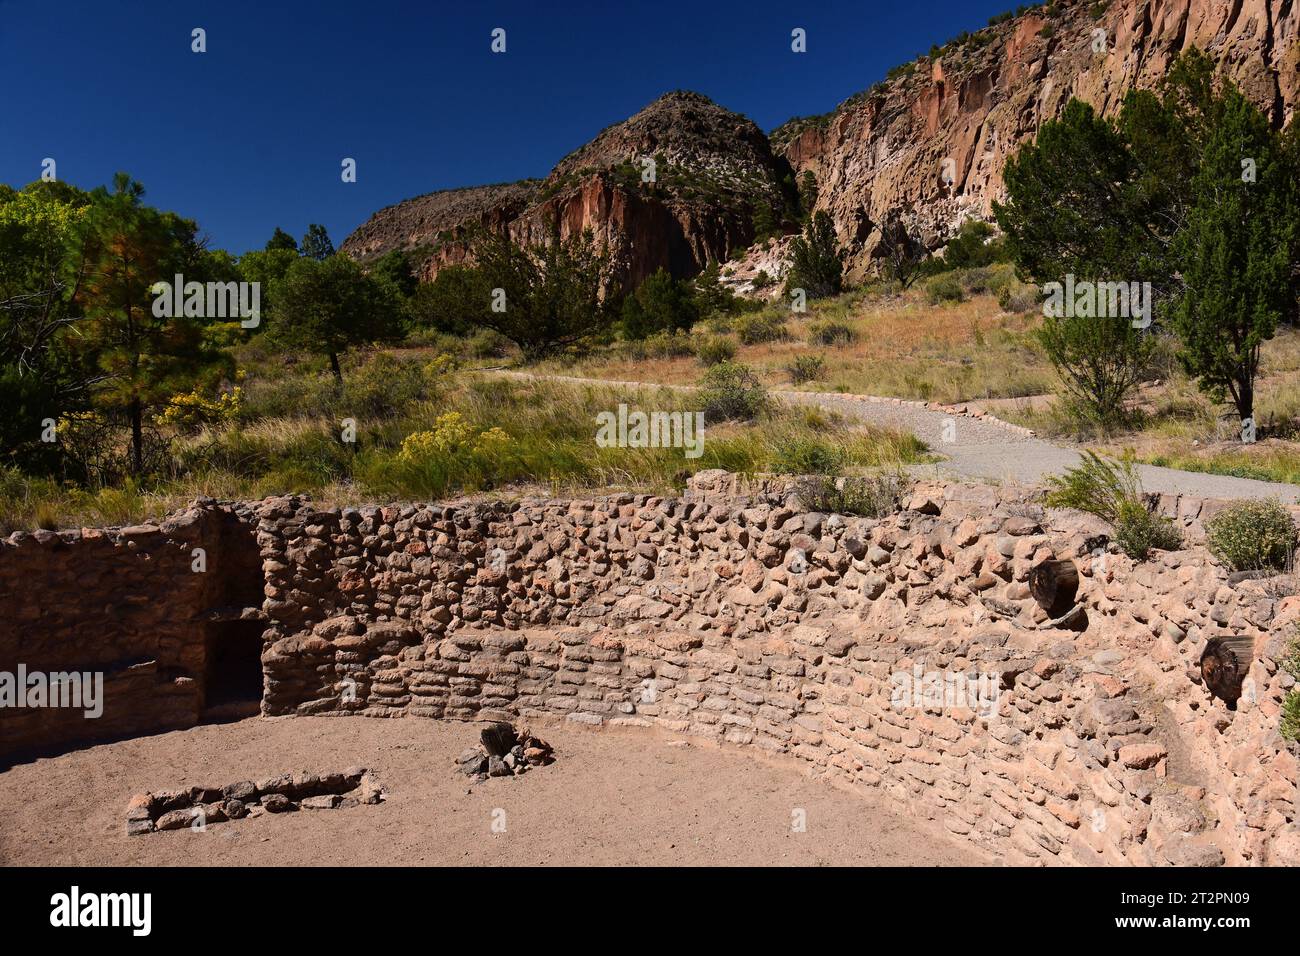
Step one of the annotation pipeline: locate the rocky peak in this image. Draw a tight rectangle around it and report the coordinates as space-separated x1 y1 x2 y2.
343 90 791 288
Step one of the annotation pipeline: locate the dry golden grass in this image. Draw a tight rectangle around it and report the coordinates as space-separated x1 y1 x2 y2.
548 286 1055 404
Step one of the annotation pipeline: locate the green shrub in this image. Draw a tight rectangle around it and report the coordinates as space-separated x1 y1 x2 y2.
960 267 994 295
342 353 440 418
772 436 845 474
784 211 844 300
620 267 699 339
696 335 738 366
794 473 900 517
1045 452 1181 559
1045 451 1140 523
785 354 826 385
640 329 697 359
806 320 857 347
1113 499 1184 560
467 328 512 360
926 273 965 304
734 313 790 345
1205 499 1298 571
1282 691 1300 743
697 362 769 423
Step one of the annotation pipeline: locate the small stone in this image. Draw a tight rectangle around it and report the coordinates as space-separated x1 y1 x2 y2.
126 818 155 836
1118 743 1167 769
222 780 257 802
155 809 197 831
358 772 385 804
125 793 154 822
456 749 487 775
262 793 294 813
301 794 342 810
223 799 249 819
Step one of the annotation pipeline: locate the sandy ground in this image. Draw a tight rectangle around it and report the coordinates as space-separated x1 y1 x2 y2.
0 716 988 867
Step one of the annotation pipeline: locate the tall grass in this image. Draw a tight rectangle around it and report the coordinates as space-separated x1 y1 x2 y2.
1 359 930 532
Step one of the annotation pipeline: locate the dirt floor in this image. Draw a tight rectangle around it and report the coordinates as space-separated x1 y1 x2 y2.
0 716 989 866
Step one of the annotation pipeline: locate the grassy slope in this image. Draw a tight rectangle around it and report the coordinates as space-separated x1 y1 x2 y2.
0 345 930 533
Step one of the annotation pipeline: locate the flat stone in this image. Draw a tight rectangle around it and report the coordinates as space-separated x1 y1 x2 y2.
300 794 342 810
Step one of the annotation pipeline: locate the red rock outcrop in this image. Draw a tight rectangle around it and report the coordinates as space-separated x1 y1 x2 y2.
342 91 793 288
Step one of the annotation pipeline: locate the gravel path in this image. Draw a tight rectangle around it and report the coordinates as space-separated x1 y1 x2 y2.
488 370 1300 503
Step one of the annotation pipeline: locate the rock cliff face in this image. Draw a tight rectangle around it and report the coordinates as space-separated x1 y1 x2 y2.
341 91 793 288
778 0 1300 280
344 0 1300 287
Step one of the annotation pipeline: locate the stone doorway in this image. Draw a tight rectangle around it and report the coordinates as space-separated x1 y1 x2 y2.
200 513 268 722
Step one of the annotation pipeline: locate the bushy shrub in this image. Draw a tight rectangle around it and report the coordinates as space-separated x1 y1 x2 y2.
620 268 699 339
806 320 857 347
772 436 845 474
1045 452 1181 559
1283 636 1300 743
926 273 965 304
1113 499 1185 560
997 282 1040 313
734 313 790 345
155 385 242 434
696 335 737 366
641 330 697 359
794 473 900 517
467 328 512 360
399 413 512 460
697 362 768 423
784 211 844 300
1205 499 1298 571
343 353 439 418
785 353 826 385
959 267 994 295
1282 691 1300 743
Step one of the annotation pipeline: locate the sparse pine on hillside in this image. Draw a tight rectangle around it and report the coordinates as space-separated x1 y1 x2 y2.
785 211 844 300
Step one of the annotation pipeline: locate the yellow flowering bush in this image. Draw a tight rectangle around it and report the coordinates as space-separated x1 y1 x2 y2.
424 353 459 377
399 414 513 462
156 386 242 432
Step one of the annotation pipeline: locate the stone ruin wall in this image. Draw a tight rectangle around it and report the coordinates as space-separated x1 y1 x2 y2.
3 472 1298 866
0 503 263 760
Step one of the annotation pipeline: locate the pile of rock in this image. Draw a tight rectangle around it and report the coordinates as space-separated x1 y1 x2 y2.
456 722 553 780
126 767 385 835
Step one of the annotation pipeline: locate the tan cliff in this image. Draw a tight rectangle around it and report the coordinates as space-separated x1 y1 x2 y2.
780 0 1299 280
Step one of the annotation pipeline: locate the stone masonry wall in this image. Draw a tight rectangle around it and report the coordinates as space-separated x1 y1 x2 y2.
253 472 1300 867
0 502 260 761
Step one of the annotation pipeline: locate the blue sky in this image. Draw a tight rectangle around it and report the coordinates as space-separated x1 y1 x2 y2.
0 0 1016 255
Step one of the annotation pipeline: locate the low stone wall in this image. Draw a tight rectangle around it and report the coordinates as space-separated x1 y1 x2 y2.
4 473 1296 864
0 502 261 761
253 472 1300 867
